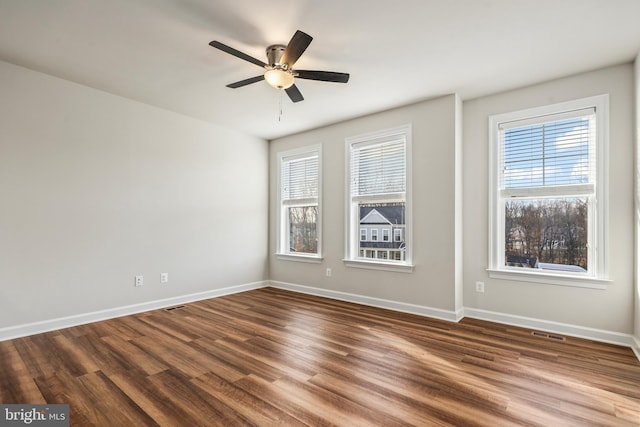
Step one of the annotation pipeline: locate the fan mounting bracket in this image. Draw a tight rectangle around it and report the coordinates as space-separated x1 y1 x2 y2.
266 44 288 69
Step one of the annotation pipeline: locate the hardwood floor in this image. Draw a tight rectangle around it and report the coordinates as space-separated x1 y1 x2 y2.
1 287 639 426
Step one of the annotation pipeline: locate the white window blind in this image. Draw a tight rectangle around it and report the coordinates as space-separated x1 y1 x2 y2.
499 108 595 195
351 137 406 197
281 153 318 202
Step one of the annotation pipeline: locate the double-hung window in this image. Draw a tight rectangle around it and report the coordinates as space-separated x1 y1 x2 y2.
345 124 413 272
277 145 321 260
489 95 609 287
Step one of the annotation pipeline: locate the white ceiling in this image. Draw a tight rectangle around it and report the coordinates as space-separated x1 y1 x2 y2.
1 1 639 140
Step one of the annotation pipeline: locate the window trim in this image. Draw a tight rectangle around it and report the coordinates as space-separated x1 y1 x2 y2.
344 124 414 272
276 144 322 261
488 95 609 287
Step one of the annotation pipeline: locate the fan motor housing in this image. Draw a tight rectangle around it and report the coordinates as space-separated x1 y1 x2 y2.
266 44 287 68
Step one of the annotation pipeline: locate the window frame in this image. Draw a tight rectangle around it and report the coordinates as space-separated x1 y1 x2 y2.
276 145 322 263
344 124 414 273
488 95 610 288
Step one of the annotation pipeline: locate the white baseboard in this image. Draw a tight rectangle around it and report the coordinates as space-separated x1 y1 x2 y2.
269 280 460 322
463 307 634 348
270 281 638 361
632 336 640 361
3 280 638 364
0 281 268 342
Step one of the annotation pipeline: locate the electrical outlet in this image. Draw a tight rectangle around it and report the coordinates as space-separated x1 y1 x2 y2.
135 275 144 287
475 281 485 293
160 273 168 283
326 268 332 277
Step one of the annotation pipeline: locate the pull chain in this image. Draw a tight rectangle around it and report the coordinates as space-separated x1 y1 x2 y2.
278 90 284 122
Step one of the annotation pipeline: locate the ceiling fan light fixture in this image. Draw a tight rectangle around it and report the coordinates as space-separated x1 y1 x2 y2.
210 30 349 103
264 69 294 89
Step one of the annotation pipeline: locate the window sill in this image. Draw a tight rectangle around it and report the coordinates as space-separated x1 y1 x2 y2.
487 268 610 289
343 259 414 273
276 253 323 264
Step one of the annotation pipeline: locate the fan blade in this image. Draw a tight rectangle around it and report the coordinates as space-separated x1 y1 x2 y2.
296 70 350 83
226 75 264 88
285 84 304 103
281 30 313 68
209 40 267 68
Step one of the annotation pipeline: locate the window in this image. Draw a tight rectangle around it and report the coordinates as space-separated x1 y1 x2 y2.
360 229 367 241
489 95 609 287
345 124 413 272
277 145 321 260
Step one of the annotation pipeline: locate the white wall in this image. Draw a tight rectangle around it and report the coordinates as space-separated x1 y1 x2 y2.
464 64 635 335
270 95 462 314
634 53 640 348
0 60 269 329
454 94 464 314
270 64 636 341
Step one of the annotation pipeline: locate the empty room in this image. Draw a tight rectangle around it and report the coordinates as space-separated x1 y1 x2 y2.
1 1 640 425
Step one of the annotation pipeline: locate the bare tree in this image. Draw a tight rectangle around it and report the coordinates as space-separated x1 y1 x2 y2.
505 198 588 269
289 206 318 253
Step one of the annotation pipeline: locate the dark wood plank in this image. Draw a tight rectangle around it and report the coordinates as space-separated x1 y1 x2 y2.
191 371 307 426
0 341 46 403
1 287 639 426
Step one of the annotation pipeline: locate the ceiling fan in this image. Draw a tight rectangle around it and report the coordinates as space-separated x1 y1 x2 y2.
209 30 349 103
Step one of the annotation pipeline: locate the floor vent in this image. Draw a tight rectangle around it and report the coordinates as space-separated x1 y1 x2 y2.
531 331 566 342
164 305 186 312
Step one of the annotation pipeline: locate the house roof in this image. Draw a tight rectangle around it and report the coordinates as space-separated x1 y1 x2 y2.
360 205 404 225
